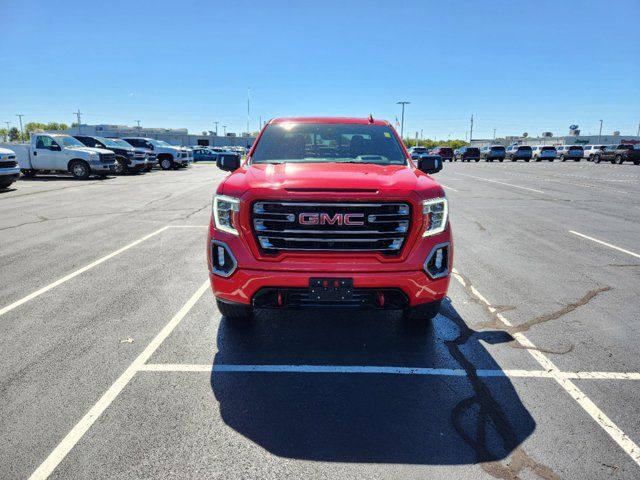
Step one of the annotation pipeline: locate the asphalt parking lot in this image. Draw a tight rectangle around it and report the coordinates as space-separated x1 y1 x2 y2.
1 161 639 479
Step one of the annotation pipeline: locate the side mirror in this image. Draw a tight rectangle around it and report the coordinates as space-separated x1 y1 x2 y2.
217 155 240 172
417 155 443 174
50 144 61 151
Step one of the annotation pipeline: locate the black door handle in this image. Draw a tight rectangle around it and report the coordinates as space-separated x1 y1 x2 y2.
33 151 37 156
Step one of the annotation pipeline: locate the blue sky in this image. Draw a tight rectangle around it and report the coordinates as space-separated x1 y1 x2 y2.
1 0 639 139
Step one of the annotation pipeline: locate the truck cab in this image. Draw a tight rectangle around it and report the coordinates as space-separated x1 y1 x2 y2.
0 134 116 179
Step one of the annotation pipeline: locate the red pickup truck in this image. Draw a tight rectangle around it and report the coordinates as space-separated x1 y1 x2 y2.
207 117 452 322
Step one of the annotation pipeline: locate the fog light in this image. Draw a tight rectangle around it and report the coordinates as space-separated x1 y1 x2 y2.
424 242 450 279
210 240 237 277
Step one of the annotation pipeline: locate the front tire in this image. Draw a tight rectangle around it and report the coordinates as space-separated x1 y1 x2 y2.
216 299 253 321
0 179 15 189
594 155 601 164
403 300 441 322
615 155 624 165
21 169 37 178
560 155 566 162
159 157 174 170
69 160 91 180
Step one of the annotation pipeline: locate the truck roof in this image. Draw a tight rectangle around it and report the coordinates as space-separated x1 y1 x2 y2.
270 117 390 126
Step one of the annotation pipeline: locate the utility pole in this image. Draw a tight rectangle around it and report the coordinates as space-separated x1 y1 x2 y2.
259 116 262 132
4 122 10 141
213 121 219 136
420 129 423 146
223 125 227 136
247 87 250 136
74 110 82 134
493 128 496 140
16 114 25 141
637 120 640 137
598 119 603 143
396 101 410 140
135 120 141 136
469 114 474 142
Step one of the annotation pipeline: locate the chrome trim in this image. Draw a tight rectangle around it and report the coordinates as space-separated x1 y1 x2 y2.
259 236 404 243
424 242 451 279
210 240 237 278
255 201 408 208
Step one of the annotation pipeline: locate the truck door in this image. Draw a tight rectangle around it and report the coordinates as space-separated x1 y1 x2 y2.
32 135 58 169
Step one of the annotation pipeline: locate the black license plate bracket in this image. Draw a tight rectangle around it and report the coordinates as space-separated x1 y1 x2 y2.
309 278 354 302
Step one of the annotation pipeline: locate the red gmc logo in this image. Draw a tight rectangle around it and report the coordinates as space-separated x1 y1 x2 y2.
298 212 365 226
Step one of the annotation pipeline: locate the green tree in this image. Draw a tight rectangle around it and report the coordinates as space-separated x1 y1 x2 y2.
8 127 21 141
0 128 7 141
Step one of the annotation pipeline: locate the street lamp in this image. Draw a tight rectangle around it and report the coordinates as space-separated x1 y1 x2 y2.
598 120 603 143
396 101 410 139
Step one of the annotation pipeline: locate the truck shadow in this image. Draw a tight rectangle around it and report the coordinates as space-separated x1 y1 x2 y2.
210 298 534 464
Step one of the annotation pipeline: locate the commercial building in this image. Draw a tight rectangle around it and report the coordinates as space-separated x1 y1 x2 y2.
54 124 257 148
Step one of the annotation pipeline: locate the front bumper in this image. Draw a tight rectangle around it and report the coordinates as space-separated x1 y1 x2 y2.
0 166 21 177
89 162 116 173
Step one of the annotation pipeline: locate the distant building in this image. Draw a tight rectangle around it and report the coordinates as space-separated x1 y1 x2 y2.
53 124 256 148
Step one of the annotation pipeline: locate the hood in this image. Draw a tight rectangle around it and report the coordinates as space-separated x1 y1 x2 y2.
0 147 15 155
67 146 113 155
221 162 443 198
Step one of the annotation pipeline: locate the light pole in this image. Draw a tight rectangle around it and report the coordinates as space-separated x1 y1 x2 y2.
396 101 410 140
420 129 423 146
493 128 496 140
598 120 603 143
213 121 219 136
136 120 141 136
74 110 82 134
16 114 24 141
223 125 227 136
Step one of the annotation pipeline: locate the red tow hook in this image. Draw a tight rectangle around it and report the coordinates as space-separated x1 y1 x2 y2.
376 291 385 307
277 291 283 307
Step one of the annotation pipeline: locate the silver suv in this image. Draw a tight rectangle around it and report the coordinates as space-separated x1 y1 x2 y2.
531 146 557 162
582 145 606 161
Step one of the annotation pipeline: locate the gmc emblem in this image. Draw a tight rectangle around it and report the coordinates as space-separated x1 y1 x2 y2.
298 212 365 226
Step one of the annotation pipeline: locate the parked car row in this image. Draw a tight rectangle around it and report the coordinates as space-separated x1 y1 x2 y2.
416 144 640 165
0 134 197 185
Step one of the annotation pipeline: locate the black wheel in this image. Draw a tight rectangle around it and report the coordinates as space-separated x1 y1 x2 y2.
114 160 127 175
594 155 601 164
615 155 624 165
499 158 504 162
510 157 516 162
21 169 37 178
560 155 566 162
69 160 90 180
634 160 639 166
403 300 441 322
0 179 14 189
535 157 541 162
525 158 530 162
159 157 174 170
216 299 253 320
145 165 153 172
474 158 480 162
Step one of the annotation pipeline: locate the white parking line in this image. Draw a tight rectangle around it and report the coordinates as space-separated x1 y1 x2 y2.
440 184 458 192
28 280 210 480
0 224 208 318
455 173 545 194
451 268 640 467
569 230 640 259
138 363 640 380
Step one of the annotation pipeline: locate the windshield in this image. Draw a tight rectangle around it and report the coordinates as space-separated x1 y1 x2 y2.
58 136 86 147
112 139 135 148
96 137 123 148
150 139 173 147
251 123 407 165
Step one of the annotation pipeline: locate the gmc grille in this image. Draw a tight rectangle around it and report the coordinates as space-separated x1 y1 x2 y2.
0 160 18 168
252 201 411 255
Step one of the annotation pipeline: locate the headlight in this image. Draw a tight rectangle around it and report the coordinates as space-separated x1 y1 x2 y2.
213 195 240 235
422 197 448 236
90 153 99 161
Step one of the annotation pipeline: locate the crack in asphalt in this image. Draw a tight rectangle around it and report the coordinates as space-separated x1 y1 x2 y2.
0 215 49 231
184 203 209 219
482 447 560 480
439 306 559 478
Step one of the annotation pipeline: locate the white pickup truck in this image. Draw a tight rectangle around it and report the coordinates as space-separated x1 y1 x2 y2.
121 137 192 170
0 147 21 189
0 134 117 179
